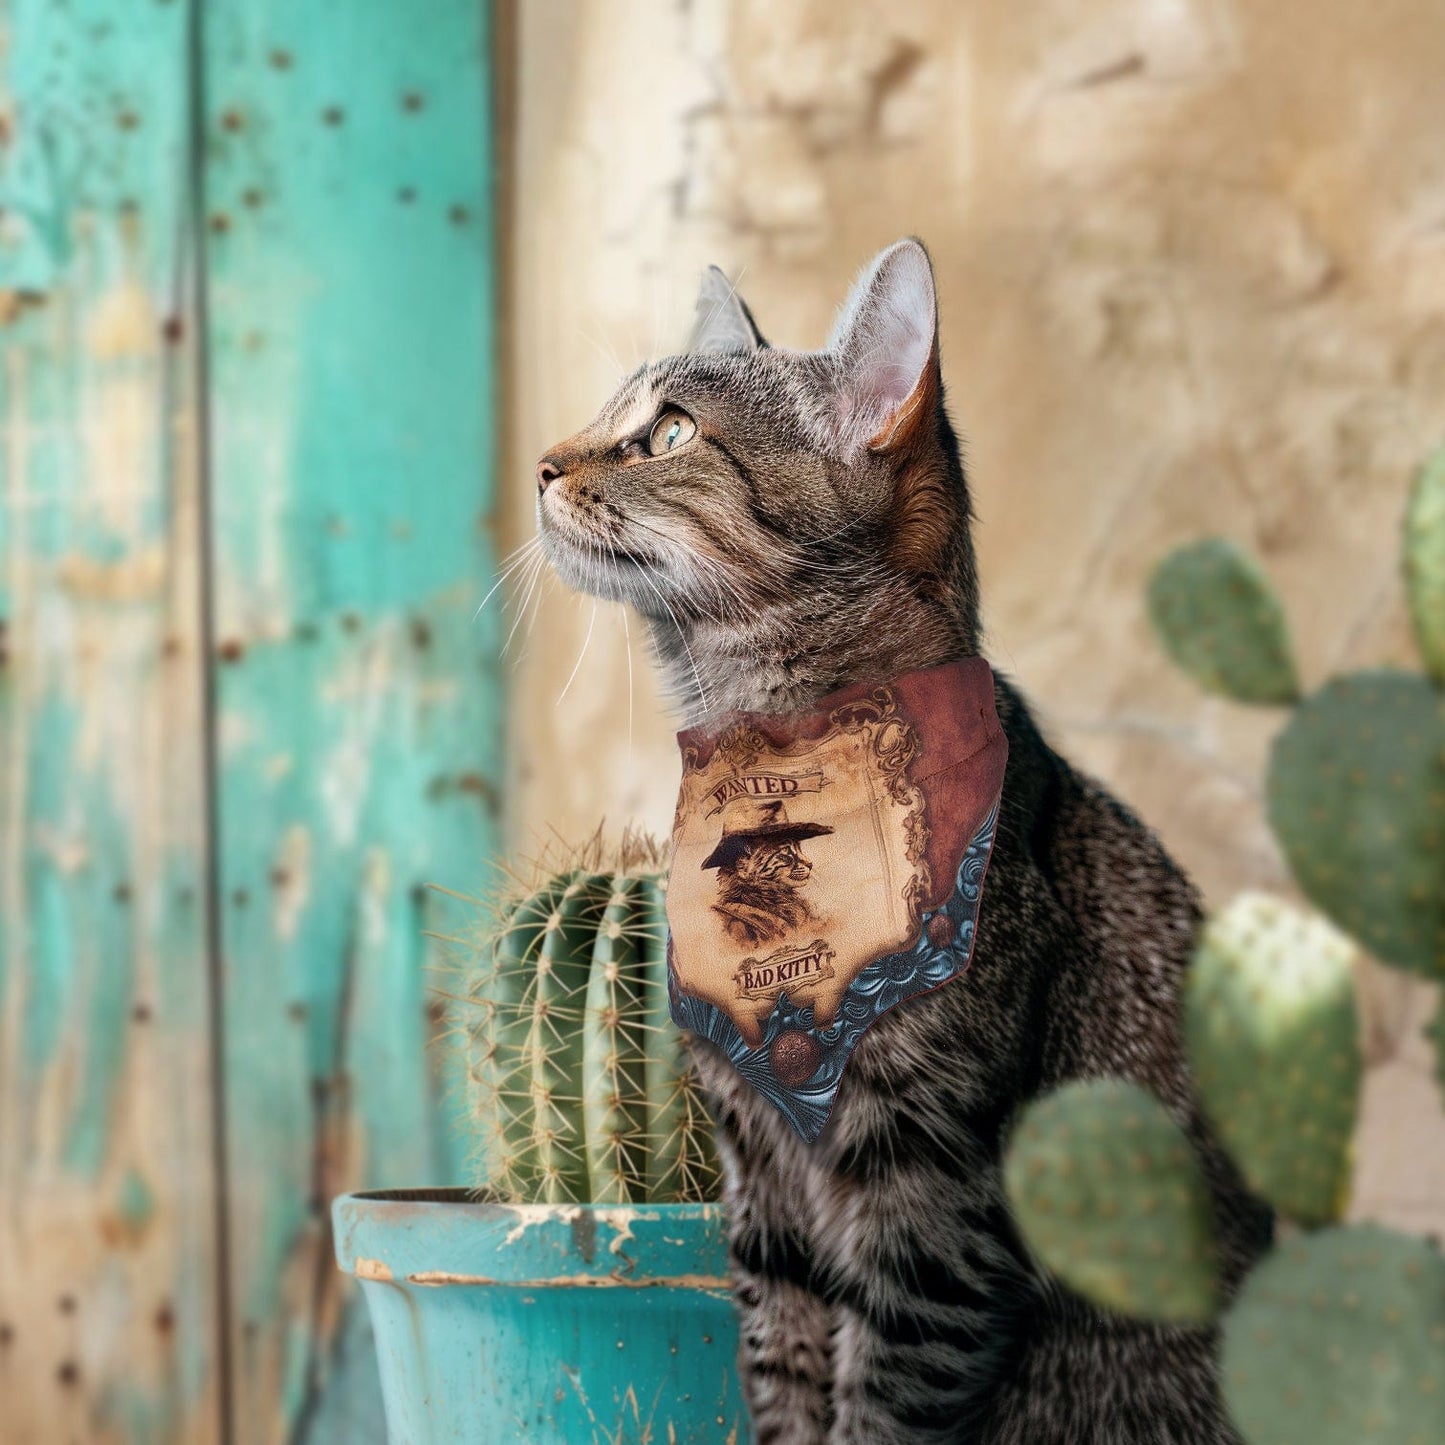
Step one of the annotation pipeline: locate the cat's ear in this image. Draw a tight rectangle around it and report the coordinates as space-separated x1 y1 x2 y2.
828 238 939 453
689 265 768 355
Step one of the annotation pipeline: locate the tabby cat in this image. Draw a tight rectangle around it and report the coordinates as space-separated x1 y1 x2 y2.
533 239 1270 1444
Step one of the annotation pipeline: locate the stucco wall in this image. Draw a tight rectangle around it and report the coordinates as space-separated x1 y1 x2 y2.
496 0 1445 1229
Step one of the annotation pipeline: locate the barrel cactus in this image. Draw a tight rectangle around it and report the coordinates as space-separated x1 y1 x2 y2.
459 830 720 1205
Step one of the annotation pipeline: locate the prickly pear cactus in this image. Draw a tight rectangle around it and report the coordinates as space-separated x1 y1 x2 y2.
1221 1225 1445 1445
1267 671 1445 983
1406 444 1445 687
1151 447 1445 986
1187 893 1361 1226
1027 457 1445 1430
1003 1079 1221 1323
462 833 720 1205
1146 538 1300 705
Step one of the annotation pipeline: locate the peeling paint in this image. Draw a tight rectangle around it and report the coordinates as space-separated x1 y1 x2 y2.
86 282 158 361
402 1270 732 1291
56 547 167 603
207 0 503 1428
500 1202 583 1249
594 1205 660 1269
5 0 500 1436
1 0 222 1434
270 825 311 944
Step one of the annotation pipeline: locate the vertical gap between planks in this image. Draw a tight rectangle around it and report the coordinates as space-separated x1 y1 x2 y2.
491 0 523 855
184 0 237 1438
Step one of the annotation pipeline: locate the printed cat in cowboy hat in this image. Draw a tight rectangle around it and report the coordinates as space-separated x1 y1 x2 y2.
703 797 835 949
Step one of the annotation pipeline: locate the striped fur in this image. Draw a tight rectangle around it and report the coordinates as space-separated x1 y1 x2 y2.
536 240 1270 1442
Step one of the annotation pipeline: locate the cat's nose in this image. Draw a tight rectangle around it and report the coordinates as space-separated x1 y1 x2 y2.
536 456 565 494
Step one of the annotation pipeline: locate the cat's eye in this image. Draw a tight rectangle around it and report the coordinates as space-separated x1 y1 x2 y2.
648 409 696 456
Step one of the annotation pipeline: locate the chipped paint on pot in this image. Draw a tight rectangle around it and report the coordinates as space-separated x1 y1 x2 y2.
333 1190 748 1443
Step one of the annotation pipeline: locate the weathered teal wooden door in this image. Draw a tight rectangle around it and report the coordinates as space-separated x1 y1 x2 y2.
0 1 500 1439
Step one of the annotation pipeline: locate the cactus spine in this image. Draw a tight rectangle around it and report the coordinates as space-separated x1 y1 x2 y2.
462 834 720 1205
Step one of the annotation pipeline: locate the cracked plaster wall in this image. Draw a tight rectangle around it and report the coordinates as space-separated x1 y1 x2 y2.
497 0 1445 1231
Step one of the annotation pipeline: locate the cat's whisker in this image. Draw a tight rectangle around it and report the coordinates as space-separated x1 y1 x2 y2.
577 326 627 378
587 529 611 616
648 268 669 368
633 563 710 715
673 551 748 623
696 263 750 348
659 540 742 618
697 570 748 623
609 513 753 622
761 544 888 578
474 535 544 622
694 557 753 622
620 601 635 767
796 495 893 547
608 491 895 595
659 265 674 365
555 598 599 707
496 559 537 658
630 506 894 614
519 567 556 659
501 547 548 660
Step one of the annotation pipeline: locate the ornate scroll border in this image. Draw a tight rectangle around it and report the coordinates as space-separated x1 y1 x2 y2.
669 797 1001 1143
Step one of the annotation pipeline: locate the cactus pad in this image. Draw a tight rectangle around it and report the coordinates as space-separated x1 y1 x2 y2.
1187 894 1360 1225
1004 1078 1221 1322
1267 671 1445 982
1405 444 1445 686
461 832 720 1204
1222 1224 1445 1445
1147 539 1300 705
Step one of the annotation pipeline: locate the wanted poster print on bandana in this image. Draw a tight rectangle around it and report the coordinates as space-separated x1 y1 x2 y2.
666 657 1008 1141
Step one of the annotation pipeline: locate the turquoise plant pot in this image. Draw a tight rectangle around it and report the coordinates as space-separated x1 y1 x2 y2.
333 1190 749 1443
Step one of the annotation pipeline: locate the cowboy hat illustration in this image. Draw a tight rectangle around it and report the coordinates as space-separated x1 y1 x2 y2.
701 798 835 871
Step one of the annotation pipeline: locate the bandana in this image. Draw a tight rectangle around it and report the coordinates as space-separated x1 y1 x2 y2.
666 657 1007 1141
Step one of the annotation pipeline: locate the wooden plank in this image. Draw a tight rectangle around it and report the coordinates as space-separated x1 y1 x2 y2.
196 2 501 1437
0 1 222 1440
